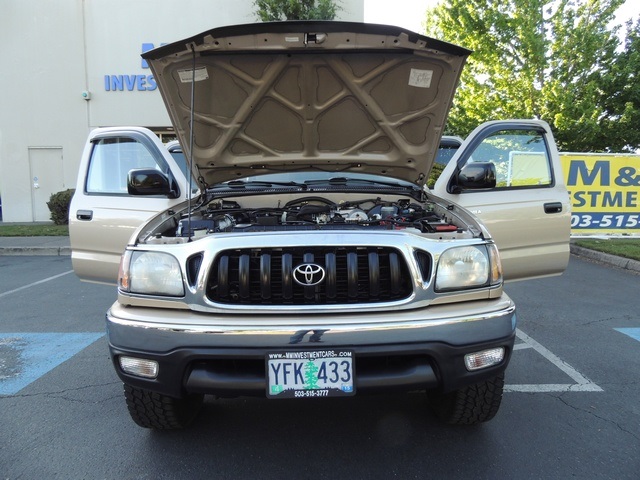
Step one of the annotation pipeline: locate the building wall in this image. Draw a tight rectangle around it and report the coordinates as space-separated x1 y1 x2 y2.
0 1 89 222
0 0 364 222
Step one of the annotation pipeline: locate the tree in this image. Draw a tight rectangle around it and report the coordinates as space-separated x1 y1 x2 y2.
594 19 640 152
425 0 640 152
254 0 341 21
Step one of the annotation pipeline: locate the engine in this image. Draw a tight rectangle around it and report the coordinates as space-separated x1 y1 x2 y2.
174 197 461 238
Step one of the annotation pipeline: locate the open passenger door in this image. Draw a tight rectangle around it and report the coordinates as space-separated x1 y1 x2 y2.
433 120 570 282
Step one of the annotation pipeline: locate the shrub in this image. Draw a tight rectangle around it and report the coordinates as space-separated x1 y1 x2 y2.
427 163 445 188
47 189 75 225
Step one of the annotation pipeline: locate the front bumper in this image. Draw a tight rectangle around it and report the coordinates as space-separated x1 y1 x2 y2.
106 296 517 398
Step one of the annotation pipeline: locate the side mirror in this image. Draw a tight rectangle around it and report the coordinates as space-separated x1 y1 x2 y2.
128 169 178 198
455 162 496 191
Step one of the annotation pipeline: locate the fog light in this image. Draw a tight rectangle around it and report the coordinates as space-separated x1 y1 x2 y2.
464 347 505 371
119 356 159 379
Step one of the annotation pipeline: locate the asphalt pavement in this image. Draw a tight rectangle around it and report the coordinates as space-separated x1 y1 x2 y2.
2 249 639 478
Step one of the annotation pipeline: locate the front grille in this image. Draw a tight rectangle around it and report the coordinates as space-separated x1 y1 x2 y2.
206 246 415 305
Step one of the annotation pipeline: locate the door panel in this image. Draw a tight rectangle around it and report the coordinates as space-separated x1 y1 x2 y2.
70 129 188 284
433 120 570 282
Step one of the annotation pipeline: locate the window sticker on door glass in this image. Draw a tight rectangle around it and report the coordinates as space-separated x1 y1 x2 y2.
409 69 433 88
178 67 209 83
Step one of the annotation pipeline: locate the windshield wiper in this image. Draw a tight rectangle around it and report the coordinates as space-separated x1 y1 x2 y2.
304 177 415 189
222 180 308 189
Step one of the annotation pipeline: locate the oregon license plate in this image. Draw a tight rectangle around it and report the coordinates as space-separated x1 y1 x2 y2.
266 349 355 399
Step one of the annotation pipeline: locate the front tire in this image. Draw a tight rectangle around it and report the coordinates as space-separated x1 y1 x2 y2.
430 373 505 425
123 383 204 430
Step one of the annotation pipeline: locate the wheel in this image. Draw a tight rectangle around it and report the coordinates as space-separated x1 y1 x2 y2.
429 373 505 425
123 383 204 430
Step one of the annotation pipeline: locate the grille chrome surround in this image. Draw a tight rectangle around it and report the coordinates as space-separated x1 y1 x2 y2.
120 231 499 314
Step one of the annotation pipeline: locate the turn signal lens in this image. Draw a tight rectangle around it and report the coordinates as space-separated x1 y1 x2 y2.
464 347 505 371
487 243 503 285
118 250 133 291
119 356 159 379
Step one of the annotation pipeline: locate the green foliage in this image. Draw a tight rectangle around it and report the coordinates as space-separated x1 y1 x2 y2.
0 224 69 236
575 239 640 261
425 0 640 152
254 0 340 21
592 19 640 152
46 189 75 225
427 163 445 188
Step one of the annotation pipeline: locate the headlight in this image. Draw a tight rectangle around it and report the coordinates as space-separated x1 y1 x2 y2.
119 251 184 297
435 245 492 291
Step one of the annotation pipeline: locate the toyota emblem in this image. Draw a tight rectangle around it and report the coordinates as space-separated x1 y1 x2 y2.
293 263 325 286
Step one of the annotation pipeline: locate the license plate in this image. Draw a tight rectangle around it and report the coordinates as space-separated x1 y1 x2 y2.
266 349 355 399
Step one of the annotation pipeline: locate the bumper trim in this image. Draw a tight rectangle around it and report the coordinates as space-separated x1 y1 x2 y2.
110 332 515 398
184 357 439 396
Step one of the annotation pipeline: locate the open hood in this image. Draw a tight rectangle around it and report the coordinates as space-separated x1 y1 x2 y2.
144 22 470 187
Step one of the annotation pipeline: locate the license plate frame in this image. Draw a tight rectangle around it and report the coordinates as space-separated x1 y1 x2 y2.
266 349 355 399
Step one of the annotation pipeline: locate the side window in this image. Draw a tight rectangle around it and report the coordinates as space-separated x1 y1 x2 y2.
464 129 552 188
169 151 191 182
86 137 161 194
435 143 460 166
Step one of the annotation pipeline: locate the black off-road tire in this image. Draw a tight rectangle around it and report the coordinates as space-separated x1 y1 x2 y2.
430 373 505 425
123 383 204 430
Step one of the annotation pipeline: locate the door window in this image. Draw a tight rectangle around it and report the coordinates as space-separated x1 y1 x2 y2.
86 137 162 194
461 129 552 189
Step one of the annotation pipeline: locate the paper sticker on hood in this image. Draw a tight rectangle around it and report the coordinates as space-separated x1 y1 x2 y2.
144 22 470 186
178 67 209 83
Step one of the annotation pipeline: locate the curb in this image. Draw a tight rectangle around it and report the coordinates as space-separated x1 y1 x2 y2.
570 244 640 274
0 246 71 256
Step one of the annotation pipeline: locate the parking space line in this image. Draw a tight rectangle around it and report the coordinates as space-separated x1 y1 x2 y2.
0 270 74 299
505 329 603 393
506 383 603 393
0 332 104 395
615 328 640 343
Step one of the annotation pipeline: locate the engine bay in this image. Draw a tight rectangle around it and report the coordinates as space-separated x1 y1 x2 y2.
168 196 465 238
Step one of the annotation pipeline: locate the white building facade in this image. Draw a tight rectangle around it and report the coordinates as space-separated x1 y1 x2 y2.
0 0 364 222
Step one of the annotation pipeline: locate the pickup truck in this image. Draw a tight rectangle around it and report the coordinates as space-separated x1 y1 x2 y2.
70 21 570 429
